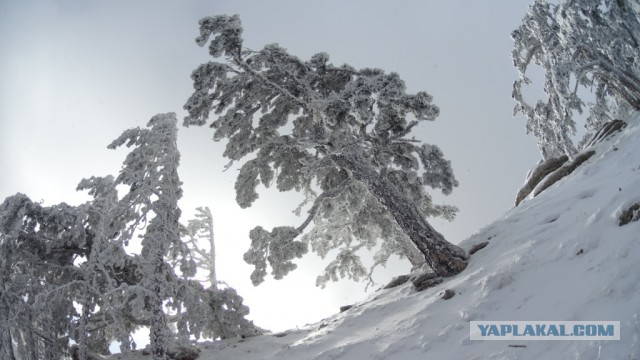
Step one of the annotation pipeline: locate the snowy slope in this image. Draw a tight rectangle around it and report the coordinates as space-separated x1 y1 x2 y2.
111 113 640 360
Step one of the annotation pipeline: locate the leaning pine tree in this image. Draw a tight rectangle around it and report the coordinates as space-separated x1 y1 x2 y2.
184 14 468 286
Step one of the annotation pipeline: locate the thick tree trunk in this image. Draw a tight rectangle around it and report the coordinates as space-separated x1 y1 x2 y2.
396 235 429 268
332 153 468 277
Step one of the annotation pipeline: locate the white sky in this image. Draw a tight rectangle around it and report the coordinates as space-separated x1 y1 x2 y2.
0 0 541 340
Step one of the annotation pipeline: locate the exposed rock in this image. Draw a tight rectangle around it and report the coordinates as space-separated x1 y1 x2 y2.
534 150 596 196
69 346 107 360
167 344 200 360
169 350 198 360
340 305 353 312
411 271 437 284
516 155 568 206
469 241 489 255
618 203 640 226
441 289 455 300
130 344 200 359
383 274 411 289
584 119 627 147
515 121 624 207
411 272 443 292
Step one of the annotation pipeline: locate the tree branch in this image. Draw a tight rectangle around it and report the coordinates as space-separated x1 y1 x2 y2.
295 180 351 234
231 51 311 112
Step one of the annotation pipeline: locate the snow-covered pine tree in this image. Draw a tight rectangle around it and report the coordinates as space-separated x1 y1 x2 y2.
202 286 261 340
0 184 155 359
109 113 258 355
0 194 35 360
512 0 640 159
180 208 262 339
74 179 108 360
183 15 468 285
108 112 196 359
0 194 91 359
74 175 146 358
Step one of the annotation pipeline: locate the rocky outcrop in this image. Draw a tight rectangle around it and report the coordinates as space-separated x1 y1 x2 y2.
515 155 568 206
533 150 596 196
619 203 640 226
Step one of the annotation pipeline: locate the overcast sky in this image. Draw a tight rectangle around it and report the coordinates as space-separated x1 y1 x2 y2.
0 0 541 341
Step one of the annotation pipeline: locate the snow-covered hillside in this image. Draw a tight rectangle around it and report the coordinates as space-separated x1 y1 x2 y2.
112 114 640 359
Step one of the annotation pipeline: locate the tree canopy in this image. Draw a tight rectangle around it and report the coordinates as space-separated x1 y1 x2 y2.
512 0 640 159
184 14 468 286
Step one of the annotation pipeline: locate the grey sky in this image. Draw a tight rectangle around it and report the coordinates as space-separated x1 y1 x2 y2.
0 0 540 335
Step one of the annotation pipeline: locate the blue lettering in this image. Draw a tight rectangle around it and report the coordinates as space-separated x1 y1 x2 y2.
500 325 512 336
487 325 500 336
523 325 536 336
560 324 569 336
478 324 490 336
598 324 614 337
475 322 616 339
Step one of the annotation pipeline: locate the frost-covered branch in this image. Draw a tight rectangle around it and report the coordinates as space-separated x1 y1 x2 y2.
296 179 351 234
512 0 640 159
184 206 217 287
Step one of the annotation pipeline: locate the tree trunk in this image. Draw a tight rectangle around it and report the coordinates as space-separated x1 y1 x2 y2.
207 213 217 288
149 251 167 360
332 153 468 277
25 299 38 360
0 315 16 360
396 234 429 268
77 285 92 360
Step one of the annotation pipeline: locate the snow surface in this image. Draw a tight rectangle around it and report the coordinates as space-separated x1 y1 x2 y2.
110 113 640 359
